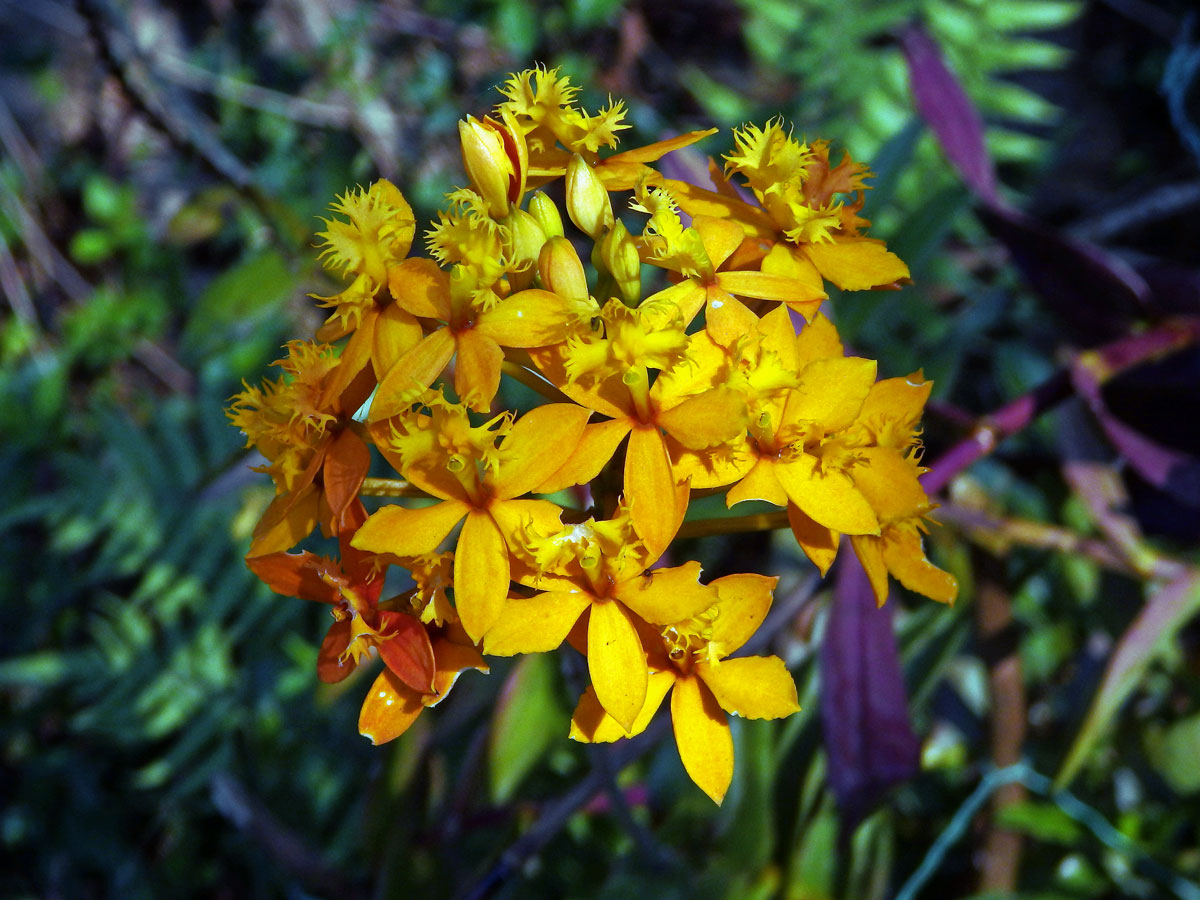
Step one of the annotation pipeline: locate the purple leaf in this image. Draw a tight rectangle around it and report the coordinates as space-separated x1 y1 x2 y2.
900 23 998 206
1071 357 1200 507
821 553 920 828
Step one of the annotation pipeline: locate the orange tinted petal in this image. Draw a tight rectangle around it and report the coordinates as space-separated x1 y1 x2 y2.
477 288 570 347
245 551 340 603
372 302 423 379
852 446 929 522
454 328 504 412
716 270 826 304
359 668 425 745
671 674 734 805
803 237 911 291
454 511 511 641
319 315 375 409
493 403 590 498
704 288 759 347
727 457 788 508
352 500 469 556
694 215 747 270
376 610 437 692
787 502 840 576
428 636 488 706
317 617 354 683
324 427 371 523
775 454 879 536
708 573 776 655
483 590 592 656
625 426 680 560
371 328 456 420
881 526 958 605
697 656 799 719
615 560 717 625
656 386 747 450
389 257 451 319
588 600 648 732
569 670 675 742
535 418 632 494
850 534 890 607
249 486 319 556
794 313 845 368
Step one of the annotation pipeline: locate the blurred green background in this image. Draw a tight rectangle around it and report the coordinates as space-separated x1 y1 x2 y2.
3 0 1200 898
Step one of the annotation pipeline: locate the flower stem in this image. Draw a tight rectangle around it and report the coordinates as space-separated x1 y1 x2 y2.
359 477 429 499
677 510 789 539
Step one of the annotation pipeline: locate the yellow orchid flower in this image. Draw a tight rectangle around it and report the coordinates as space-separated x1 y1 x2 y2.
569 573 799 804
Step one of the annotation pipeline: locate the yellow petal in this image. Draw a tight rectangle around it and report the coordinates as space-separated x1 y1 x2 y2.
249 486 320 556
477 288 570 347
372 302 423 380
454 328 504 412
352 499 469 556
774 454 879 536
851 446 930 522
371 328 456 420
756 304 800 370
319 315 375 409
698 656 799 719
669 434 756 491
454 510 511 642
482 590 592 656
570 670 675 743
671 674 734 805
850 534 890 607
359 668 425 745
793 313 844 369
602 128 718 166
727 457 788 508
786 502 840 576
802 237 910 291
708 572 777 655
881 526 958 605
704 288 759 347
535 418 632 494
663 178 776 239
429 635 488 706
389 257 451 319
693 215 746 270
493 403 590 499
615 560 717 625
716 270 826 304
785 357 877 433
587 600 648 732
526 344 631 420
656 386 747 450
856 373 932 447
625 425 681 560
761 242 825 296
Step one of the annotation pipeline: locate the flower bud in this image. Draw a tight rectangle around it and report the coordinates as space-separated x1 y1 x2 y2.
538 236 589 302
596 220 641 305
528 191 564 239
459 115 515 218
565 154 613 239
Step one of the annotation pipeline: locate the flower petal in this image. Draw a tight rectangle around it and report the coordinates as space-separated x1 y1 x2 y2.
727 457 788 507
535 417 632 494
881 526 958 605
625 425 681 560
359 668 425 745
694 215 747 270
708 572 777 655
493 403 591 498
371 328 456 420
698 656 800 719
317 617 353 683
704 288 759 347
389 257 451 319
671 674 734 805
477 288 570 347
319 315 376 409
785 357 878 432
483 590 592 656
794 313 845 369
716 270 826 304
428 636 489 706
569 670 675 743
615 560 717 625
454 328 505 412
376 610 437 692
656 386 747 450
786 502 840 576
324 427 371 523
372 302 423 379
454 510 511 642
352 499 470 556
245 551 341 604
587 600 648 733
850 534 890 606
248 486 319 556
803 237 910 291
775 454 879 536
851 446 930 521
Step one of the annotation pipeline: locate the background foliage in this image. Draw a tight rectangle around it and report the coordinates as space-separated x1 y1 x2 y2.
2 1 1200 898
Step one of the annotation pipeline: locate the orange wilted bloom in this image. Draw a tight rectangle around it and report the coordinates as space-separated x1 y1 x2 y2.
570 573 798 804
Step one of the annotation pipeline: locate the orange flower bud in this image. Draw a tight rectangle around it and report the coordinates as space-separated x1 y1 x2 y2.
458 115 526 218
565 153 613 239
538 236 589 302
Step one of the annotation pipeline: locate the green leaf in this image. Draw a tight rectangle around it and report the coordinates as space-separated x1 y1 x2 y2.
995 800 1085 845
1147 712 1200 794
487 654 564 803
1057 571 1200 787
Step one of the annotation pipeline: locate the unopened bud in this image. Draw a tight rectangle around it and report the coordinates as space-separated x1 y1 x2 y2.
565 154 613 239
597 220 641 305
538 236 589 302
508 208 547 272
459 116 514 218
528 191 564 238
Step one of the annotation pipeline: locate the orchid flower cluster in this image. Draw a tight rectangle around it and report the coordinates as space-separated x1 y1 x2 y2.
228 68 957 805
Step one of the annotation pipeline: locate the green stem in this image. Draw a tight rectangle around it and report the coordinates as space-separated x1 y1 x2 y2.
359 477 429 499
676 510 789 539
